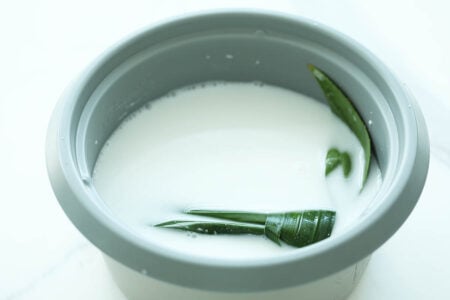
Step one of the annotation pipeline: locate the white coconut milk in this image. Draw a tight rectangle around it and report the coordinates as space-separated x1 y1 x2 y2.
93 82 381 260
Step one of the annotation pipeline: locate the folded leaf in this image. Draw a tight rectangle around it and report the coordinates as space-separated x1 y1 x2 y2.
326 148 352 177
155 209 336 248
308 64 371 186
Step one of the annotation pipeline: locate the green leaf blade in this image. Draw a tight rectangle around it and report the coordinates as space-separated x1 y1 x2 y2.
326 148 352 178
154 220 265 235
155 209 336 248
308 64 371 186
340 152 352 177
186 209 267 224
325 148 341 175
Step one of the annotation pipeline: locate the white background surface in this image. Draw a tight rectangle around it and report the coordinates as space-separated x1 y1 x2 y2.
1 1 449 299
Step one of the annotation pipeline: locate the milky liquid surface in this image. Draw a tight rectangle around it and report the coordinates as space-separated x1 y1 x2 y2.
93 82 382 260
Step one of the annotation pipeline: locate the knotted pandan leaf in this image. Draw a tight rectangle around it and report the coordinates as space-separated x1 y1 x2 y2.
308 64 371 187
155 209 336 248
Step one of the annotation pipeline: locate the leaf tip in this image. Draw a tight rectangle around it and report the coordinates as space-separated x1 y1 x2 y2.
185 209 203 215
308 64 327 81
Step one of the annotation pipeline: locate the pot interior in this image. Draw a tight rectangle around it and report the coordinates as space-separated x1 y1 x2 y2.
76 25 400 185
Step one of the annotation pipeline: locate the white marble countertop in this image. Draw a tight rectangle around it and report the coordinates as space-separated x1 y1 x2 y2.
1 1 449 299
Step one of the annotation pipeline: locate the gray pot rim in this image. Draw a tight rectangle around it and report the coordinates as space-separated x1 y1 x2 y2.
46 9 430 292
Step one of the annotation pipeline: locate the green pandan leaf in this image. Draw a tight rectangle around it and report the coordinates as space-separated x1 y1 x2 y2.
340 151 352 177
326 148 352 178
155 220 265 235
155 209 336 248
308 64 371 186
325 148 341 175
186 209 267 224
